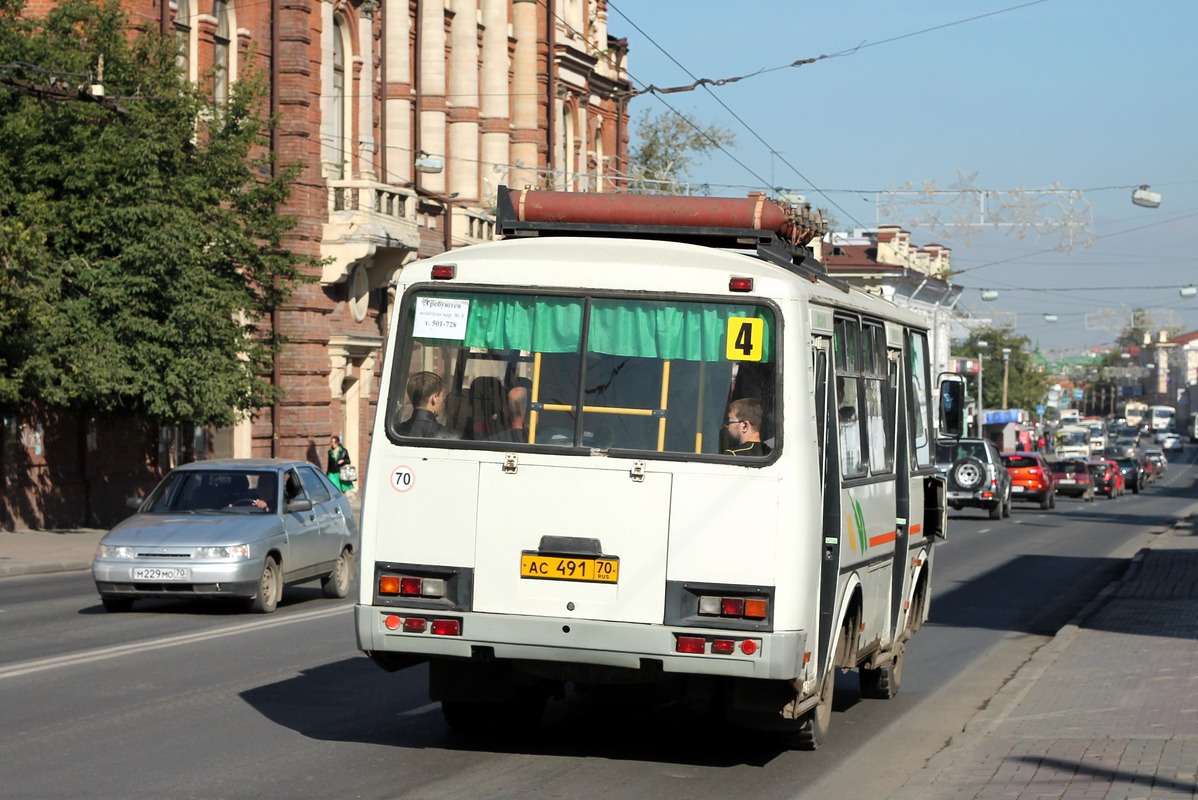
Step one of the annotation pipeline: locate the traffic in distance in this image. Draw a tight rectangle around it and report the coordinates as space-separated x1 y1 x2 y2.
938 407 1181 520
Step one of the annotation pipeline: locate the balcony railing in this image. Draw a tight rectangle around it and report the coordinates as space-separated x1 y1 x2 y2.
328 179 418 224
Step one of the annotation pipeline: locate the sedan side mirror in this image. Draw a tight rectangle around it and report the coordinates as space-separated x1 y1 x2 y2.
285 499 313 514
126 496 144 511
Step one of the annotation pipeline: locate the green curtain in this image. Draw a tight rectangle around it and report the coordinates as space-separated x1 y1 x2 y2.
416 293 772 363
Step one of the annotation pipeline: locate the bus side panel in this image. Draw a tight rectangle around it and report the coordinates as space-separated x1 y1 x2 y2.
841 480 897 649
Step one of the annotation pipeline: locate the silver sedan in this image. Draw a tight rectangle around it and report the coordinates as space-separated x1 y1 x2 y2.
92 459 357 613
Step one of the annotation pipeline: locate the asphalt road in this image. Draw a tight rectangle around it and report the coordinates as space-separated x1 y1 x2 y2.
0 449 1193 800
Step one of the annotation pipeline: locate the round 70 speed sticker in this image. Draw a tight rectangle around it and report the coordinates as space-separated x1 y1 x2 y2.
390 465 416 493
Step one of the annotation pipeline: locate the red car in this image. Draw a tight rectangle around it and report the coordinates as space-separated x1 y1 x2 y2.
1001 451 1056 510
1087 459 1125 498
1050 459 1095 501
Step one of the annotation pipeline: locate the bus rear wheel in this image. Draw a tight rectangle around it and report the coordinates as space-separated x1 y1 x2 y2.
859 650 903 700
796 669 834 750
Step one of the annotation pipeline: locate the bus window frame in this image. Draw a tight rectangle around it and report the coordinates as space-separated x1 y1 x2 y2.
383 282 785 466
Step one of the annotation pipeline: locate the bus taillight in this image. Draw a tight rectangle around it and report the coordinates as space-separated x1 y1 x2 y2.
379 574 447 598
698 594 769 620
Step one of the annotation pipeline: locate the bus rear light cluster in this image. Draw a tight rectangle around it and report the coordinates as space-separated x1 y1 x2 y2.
383 614 462 636
378 574 447 599
697 595 768 620
676 634 759 656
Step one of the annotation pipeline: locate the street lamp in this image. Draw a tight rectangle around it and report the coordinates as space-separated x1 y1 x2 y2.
1001 347 1012 410
976 340 989 436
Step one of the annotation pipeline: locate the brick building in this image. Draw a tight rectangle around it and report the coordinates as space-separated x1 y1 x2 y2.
2 0 632 529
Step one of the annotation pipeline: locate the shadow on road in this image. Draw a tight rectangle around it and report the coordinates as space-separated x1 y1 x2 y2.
239 657 889 766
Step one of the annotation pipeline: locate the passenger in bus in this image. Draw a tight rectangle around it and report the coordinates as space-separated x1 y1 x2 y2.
466 376 506 439
397 371 454 439
488 384 530 443
723 397 771 457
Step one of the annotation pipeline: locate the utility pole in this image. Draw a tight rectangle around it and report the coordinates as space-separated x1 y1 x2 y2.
977 341 988 437
1001 347 1011 410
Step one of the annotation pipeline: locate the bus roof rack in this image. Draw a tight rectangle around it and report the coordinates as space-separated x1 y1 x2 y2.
496 186 849 293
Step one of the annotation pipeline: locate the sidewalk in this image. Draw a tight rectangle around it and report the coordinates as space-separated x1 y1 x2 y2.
0 527 107 578
893 512 1198 800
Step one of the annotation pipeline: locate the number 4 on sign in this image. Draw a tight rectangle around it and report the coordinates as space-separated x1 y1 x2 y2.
726 317 764 362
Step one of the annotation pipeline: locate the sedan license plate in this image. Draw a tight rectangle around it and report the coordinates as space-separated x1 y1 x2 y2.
133 567 190 581
1011 485 1024 492
1058 478 1075 484
520 554 619 584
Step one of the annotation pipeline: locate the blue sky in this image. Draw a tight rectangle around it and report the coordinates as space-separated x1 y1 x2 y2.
607 0 1198 353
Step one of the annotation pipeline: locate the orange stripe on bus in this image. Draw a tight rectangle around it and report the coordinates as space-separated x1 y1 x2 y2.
910 524 923 536
869 530 897 547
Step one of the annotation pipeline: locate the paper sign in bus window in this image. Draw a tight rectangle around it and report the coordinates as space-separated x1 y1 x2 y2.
413 297 470 340
726 317 764 362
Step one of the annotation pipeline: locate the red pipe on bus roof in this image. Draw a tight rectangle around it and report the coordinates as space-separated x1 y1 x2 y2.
508 189 792 233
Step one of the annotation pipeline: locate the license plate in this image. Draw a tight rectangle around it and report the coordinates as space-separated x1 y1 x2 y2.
133 567 190 581
1058 478 1075 484
1011 485 1024 492
520 554 619 583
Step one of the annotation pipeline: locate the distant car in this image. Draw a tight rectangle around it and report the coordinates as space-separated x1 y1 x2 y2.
1087 459 1124 498
1144 449 1168 474
1113 457 1143 494
1119 425 1141 443
1162 433 1183 453
1001 451 1056 510
1107 437 1138 458
92 459 357 613
1050 459 1095 501
937 438 1012 520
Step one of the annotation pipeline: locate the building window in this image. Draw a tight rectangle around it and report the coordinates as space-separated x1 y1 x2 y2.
332 18 347 177
174 0 194 78
213 0 232 103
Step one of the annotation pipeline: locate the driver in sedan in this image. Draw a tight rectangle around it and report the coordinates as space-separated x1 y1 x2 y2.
250 473 277 512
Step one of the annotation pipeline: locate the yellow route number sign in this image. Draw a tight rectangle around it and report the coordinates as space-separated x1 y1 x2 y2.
726 317 764 362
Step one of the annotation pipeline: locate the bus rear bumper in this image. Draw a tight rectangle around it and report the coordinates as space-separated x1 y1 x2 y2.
355 604 807 681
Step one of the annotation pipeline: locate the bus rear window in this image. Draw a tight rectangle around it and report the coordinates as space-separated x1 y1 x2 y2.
386 290 778 460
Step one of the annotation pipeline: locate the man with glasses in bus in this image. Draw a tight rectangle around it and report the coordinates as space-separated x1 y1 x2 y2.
724 397 771 457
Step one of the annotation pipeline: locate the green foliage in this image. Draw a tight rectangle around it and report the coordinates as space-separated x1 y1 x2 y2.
1113 307 1180 351
0 0 319 426
628 108 736 194
953 326 1049 415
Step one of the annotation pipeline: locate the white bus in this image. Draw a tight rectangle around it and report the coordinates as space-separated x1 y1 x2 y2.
354 188 957 748
1148 404 1175 432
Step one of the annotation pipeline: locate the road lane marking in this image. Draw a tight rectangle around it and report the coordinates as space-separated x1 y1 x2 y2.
0 605 350 680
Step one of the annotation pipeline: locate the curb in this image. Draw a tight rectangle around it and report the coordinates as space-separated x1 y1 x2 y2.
0 559 94 579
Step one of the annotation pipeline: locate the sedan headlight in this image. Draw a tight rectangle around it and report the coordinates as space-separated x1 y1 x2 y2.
97 544 137 559
195 544 251 560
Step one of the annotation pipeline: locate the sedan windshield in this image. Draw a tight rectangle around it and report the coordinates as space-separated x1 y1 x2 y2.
144 471 277 513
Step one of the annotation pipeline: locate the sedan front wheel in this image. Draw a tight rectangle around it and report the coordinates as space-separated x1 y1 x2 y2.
249 556 281 614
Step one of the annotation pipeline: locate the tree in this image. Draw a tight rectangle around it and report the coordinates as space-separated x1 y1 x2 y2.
627 108 736 194
1114 307 1153 351
0 0 319 426
953 326 1049 415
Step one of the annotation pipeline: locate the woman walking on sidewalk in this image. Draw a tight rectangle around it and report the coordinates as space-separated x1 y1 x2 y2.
327 435 354 493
